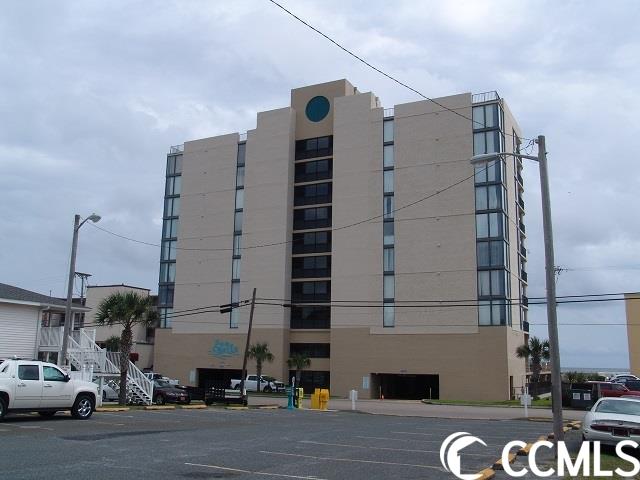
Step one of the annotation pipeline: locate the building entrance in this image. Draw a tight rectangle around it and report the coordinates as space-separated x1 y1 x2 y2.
370 373 439 400
197 368 243 390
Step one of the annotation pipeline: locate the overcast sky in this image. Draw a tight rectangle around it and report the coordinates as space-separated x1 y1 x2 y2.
1 0 638 369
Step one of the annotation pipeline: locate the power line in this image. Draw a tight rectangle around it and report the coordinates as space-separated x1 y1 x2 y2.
266 0 532 143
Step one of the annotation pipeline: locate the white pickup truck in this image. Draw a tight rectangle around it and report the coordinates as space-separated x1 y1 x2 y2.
230 375 279 393
0 359 101 420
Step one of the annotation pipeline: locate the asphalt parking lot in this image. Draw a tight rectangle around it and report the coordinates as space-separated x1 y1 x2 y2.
0 407 556 480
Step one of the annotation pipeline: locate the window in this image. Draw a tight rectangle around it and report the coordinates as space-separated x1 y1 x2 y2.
167 154 183 175
159 284 174 306
18 365 39 381
478 269 507 297
295 136 333 160
476 241 506 268
472 104 499 130
383 120 394 143
383 247 394 272
293 231 331 254
233 234 242 257
475 185 503 211
383 222 394 246
231 282 240 303
383 145 394 168
292 255 331 278
237 143 246 166
383 303 395 327
473 130 501 155
43 366 66 381
478 299 510 326
291 281 330 303
294 182 332 206
294 159 332 183
476 213 505 239
164 197 180 217
290 306 331 329
234 210 243 232
165 175 182 196
232 258 241 280
383 195 394 219
159 308 173 328
288 370 330 394
383 170 394 194
160 262 176 283
163 218 179 239
235 189 244 209
290 343 330 358
474 160 502 184
161 240 177 260
294 207 331 230
383 274 395 300
236 166 245 187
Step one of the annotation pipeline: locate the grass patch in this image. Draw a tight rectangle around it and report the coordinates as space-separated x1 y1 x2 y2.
423 398 552 408
566 447 640 479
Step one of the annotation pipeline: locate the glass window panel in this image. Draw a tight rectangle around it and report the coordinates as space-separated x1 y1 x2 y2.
475 186 487 210
477 242 490 267
233 234 242 256
383 195 394 219
237 143 246 166
234 211 243 232
486 131 496 154
174 155 182 174
488 213 499 237
316 231 327 244
302 283 314 295
383 120 394 143
303 257 315 269
478 300 491 326
383 145 394 168
235 189 244 209
383 222 394 246
167 262 176 282
315 282 327 294
473 132 485 155
383 170 394 194
172 197 180 216
316 207 328 219
307 138 317 151
383 247 394 272
165 177 174 196
478 271 491 296
171 218 179 237
491 269 506 295
304 209 316 221
167 156 176 175
383 303 395 327
315 256 327 268
486 161 498 182
472 106 485 129
160 263 167 282
490 241 504 267
476 214 488 238
164 198 173 217
474 165 487 184
232 258 241 280
317 136 329 150
492 302 504 326
236 166 245 187
383 275 395 299
230 308 239 328
485 104 498 128
172 176 182 195
488 185 500 209
317 159 329 172
231 282 240 303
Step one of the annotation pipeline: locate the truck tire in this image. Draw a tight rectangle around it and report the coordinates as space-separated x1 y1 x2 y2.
154 394 165 405
264 386 273 393
71 394 94 420
0 396 6 420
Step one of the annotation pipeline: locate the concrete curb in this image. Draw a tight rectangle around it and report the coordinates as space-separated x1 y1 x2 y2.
96 407 130 412
256 405 280 410
475 467 495 480
144 405 175 410
493 452 516 470
226 406 249 410
179 405 208 409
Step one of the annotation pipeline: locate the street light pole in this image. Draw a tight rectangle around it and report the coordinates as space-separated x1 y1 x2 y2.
537 135 564 444
470 136 563 445
59 214 101 367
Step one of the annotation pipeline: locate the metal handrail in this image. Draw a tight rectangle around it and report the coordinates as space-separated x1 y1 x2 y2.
169 144 184 154
383 108 394 118
472 91 500 104
106 352 153 402
238 132 247 142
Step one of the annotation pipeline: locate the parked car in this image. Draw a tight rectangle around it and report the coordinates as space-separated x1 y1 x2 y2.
93 380 118 402
587 381 640 398
144 372 179 385
152 379 190 405
607 374 639 383
0 359 101 420
230 375 278 393
262 376 285 393
582 397 640 445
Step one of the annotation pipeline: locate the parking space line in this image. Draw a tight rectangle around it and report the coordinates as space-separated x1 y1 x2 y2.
97 413 135 418
355 435 503 447
184 462 327 479
391 431 529 440
259 450 447 471
91 421 126 426
2 424 53 431
299 440 489 457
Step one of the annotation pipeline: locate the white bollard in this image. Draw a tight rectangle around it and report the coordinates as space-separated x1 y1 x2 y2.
349 389 358 410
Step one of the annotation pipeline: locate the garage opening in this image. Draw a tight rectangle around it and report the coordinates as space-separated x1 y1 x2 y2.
197 368 242 390
370 373 439 400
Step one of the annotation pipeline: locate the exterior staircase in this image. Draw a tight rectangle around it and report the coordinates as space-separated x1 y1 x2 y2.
40 327 153 405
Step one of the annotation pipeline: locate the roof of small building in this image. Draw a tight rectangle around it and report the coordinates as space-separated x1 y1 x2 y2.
0 282 87 310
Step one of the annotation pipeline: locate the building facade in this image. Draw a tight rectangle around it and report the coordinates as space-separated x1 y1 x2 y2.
154 79 528 400
626 293 640 376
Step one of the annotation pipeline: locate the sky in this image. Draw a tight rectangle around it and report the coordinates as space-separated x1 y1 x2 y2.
1 0 639 369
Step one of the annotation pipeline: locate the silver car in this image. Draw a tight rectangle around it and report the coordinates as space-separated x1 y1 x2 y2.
582 397 640 445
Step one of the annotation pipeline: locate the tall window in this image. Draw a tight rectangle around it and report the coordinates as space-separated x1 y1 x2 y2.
382 118 395 327
229 141 246 328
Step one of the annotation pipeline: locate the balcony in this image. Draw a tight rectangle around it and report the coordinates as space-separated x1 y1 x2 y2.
517 172 524 186
521 270 528 283
520 245 527 257
519 222 526 234
523 320 530 333
168 144 184 154
383 108 394 118
472 91 500 104
518 197 525 210
522 295 529 307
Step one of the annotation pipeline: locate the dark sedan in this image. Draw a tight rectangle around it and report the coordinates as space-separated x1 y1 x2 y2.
153 379 190 405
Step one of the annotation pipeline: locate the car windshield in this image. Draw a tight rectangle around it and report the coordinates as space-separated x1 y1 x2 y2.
596 399 640 416
154 379 171 388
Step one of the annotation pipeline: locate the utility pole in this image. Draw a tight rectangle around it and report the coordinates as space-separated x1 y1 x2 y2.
239 288 257 405
538 135 564 445
74 272 91 330
60 215 81 367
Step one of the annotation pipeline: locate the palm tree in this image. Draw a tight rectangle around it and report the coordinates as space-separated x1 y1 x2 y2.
247 342 274 392
95 292 158 405
287 353 311 386
516 336 550 383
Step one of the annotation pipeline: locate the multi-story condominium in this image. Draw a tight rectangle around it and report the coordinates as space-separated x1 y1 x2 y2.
626 293 640 376
154 79 529 400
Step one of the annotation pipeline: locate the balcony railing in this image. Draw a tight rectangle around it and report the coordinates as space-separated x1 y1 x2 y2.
472 91 500 104
520 245 527 257
238 132 247 142
168 144 184 154
40 327 64 348
521 270 528 283
383 108 394 118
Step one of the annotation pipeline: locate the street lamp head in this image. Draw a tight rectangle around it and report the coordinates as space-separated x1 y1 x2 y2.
470 153 503 165
87 214 101 223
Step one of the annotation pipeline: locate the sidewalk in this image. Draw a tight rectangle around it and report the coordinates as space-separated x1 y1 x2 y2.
248 395 586 421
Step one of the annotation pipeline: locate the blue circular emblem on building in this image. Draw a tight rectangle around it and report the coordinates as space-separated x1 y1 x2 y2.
305 96 330 122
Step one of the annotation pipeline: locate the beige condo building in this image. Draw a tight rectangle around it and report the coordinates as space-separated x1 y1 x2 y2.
154 79 529 401
626 293 640 376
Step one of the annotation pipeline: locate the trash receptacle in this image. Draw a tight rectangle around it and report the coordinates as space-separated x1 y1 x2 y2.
569 385 594 409
319 388 329 410
296 388 304 408
311 388 321 410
